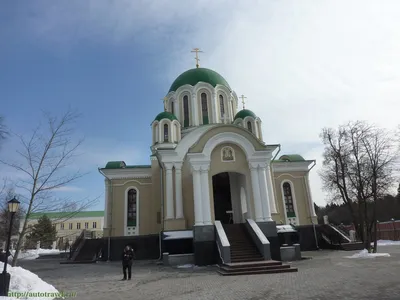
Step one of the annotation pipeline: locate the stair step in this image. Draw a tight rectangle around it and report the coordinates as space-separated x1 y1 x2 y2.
220 264 291 272
231 257 263 263
217 267 298 276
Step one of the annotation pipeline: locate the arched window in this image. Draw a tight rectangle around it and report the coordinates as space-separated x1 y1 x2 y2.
201 93 209 124
170 101 174 115
283 182 295 218
247 121 252 132
127 189 137 227
164 124 169 142
183 95 189 127
219 95 225 118
231 101 235 116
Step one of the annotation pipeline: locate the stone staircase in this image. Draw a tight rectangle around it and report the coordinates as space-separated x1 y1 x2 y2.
218 224 297 275
319 225 364 251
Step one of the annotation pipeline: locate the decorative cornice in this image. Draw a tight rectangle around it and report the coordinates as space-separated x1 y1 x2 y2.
272 161 314 173
101 168 152 180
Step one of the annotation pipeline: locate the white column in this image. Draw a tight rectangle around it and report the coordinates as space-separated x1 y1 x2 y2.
211 91 218 123
191 92 199 126
200 166 212 225
228 98 233 122
192 166 204 225
165 163 174 219
249 163 264 222
174 162 184 219
265 163 277 214
258 166 272 221
104 179 109 228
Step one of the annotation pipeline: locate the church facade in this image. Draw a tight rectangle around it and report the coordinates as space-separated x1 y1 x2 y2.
99 65 318 263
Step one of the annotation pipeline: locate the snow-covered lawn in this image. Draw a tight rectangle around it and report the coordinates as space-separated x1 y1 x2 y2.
9 249 63 261
0 262 59 300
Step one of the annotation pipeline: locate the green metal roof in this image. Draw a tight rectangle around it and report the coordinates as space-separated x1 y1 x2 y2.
104 161 151 169
105 161 126 169
276 154 306 162
154 111 178 122
28 211 104 220
169 68 231 92
234 109 257 120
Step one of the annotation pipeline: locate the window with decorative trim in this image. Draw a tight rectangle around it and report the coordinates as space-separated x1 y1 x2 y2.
164 124 169 142
183 95 189 127
283 182 296 218
201 93 209 124
219 95 225 118
77 223 81 229
170 101 174 115
127 189 137 227
84 222 89 229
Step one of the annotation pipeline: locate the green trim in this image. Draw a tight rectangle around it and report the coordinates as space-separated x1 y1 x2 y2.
234 109 257 120
103 162 151 169
154 111 178 122
127 219 136 227
169 68 231 92
28 211 104 220
203 116 209 125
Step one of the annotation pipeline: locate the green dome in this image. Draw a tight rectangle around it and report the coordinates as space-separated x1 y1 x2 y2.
234 109 257 120
169 68 231 92
154 111 178 122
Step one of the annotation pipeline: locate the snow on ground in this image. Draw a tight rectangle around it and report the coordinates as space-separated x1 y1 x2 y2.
9 249 63 261
345 249 391 259
375 240 400 246
0 262 59 300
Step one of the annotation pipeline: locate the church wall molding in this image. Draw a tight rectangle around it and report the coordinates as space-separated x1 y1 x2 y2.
272 161 314 173
101 168 152 180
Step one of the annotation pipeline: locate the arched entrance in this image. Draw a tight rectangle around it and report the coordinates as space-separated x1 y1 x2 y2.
212 172 249 224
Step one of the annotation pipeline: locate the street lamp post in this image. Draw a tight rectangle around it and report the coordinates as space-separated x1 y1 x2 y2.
0 197 20 296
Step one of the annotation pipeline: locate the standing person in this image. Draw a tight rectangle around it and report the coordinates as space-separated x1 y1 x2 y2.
121 245 135 280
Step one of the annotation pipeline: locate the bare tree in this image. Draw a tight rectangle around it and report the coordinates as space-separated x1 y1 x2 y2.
0 116 8 147
0 109 97 266
320 121 399 251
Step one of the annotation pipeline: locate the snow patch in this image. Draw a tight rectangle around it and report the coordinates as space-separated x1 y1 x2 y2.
374 240 400 246
177 264 194 269
10 249 63 261
345 249 390 259
0 262 59 299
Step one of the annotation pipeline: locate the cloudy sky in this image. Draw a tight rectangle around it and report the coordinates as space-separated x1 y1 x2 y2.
1 0 400 210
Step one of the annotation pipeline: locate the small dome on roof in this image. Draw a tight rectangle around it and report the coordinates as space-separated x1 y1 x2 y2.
154 111 178 122
234 109 257 120
279 155 305 162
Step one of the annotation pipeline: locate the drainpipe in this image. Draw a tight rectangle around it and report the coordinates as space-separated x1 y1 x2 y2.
98 168 113 261
155 153 165 260
305 160 319 249
271 144 281 162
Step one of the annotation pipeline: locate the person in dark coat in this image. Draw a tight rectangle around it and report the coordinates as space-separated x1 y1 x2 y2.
121 245 135 280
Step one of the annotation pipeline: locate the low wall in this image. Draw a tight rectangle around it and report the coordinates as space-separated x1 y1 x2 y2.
99 234 160 261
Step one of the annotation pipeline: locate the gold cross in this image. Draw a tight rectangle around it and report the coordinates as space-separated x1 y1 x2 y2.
239 95 247 109
191 48 203 68
162 97 168 111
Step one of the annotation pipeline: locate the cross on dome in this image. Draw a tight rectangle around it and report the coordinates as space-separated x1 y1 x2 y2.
239 95 247 109
191 48 203 68
161 97 168 112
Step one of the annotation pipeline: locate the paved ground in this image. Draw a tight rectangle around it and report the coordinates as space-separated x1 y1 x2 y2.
18 246 400 300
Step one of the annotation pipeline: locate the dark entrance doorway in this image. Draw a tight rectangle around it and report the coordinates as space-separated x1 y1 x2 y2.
212 172 232 224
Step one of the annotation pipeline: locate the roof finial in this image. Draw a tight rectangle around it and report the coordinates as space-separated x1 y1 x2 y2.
191 48 203 68
239 95 247 109
162 97 168 112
